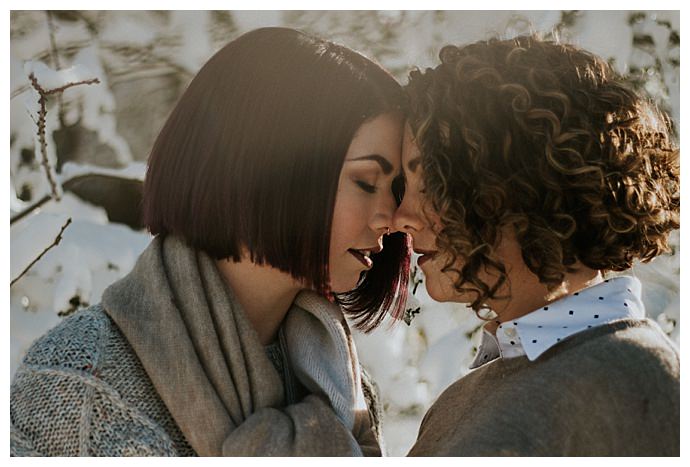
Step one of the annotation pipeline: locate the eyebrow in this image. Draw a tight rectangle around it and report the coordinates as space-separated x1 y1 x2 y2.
345 154 393 175
408 156 422 173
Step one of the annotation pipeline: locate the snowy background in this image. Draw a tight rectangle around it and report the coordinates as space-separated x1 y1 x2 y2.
10 10 680 456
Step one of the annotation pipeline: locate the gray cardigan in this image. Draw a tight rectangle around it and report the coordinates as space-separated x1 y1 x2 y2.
408 318 680 456
10 305 383 456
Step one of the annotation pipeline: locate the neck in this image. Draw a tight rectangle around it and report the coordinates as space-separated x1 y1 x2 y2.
215 257 302 345
484 266 603 335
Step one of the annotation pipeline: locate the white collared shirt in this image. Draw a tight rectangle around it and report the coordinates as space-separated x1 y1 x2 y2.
470 276 645 369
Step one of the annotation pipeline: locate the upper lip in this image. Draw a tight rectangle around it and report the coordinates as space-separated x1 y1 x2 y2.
413 248 438 256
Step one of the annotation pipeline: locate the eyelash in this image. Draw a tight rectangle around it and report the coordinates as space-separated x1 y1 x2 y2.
356 180 377 193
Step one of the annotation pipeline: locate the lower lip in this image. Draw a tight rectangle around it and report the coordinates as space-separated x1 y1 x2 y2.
348 250 373 269
417 254 436 267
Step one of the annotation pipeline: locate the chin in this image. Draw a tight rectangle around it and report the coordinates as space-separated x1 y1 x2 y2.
425 282 453 302
426 287 451 302
423 268 464 303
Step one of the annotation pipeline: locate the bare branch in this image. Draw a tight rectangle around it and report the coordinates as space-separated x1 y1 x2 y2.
10 172 144 226
45 78 101 95
45 10 66 126
45 11 62 71
31 75 101 96
10 194 52 225
11 84 31 100
27 72 100 201
10 217 72 287
28 73 59 200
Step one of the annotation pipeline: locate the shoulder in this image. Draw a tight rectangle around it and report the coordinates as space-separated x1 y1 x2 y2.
541 318 680 390
410 319 680 456
446 318 680 407
11 305 185 456
18 304 113 371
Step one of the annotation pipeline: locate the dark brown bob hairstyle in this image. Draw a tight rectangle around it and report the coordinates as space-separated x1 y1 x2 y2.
405 35 679 313
143 27 410 331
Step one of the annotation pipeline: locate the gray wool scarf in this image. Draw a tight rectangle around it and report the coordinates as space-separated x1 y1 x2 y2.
102 235 375 456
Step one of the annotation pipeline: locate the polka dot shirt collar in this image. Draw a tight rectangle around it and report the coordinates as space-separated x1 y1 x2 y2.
470 276 645 369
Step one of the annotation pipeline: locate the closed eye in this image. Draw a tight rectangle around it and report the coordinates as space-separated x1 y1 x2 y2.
356 180 377 193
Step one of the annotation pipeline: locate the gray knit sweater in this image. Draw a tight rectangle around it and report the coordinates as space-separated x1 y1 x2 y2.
408 319 679 456
10 305 383 456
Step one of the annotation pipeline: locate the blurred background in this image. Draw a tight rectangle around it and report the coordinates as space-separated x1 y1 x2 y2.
10 10 680 456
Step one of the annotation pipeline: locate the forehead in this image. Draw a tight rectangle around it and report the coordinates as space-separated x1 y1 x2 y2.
348 113 402 149
402 124 422 169
346 112 403 167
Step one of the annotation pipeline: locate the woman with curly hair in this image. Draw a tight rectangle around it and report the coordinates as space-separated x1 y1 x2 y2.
11 27 410 456
396 35 679 456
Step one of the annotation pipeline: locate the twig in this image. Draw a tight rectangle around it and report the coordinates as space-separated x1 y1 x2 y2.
45 10 66 127
10 194 51 225
101 42 194 80
45 12 62 72
10 172 144 226
29 73 58 200
27 72 100 201
30 74 100 96
10 217 72 287
11 84 31 100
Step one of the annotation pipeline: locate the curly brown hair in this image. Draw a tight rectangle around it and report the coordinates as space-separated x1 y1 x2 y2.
405 34 680 312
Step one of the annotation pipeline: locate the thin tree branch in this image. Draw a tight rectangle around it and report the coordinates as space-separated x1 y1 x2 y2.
10 172 143 226
31 74 101 96
45 10 66 127
10 194 51 225
45 11 62 71
29 73 59 200
10 217 72 287
11 84 31 100
27 72 100 201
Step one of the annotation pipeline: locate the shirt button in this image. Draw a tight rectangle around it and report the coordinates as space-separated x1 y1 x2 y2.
504 328 517 338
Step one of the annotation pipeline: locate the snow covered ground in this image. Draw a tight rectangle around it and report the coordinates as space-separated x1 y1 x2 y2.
10 10 680 456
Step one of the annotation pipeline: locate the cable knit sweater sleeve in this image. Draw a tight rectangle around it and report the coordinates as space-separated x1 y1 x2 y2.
10 306 189 456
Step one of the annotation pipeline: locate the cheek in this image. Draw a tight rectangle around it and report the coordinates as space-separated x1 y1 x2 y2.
330 189 369 248
422 262 455 302
328 207 362 292
424 209 443 235
422 255 469 302
424 277 449 302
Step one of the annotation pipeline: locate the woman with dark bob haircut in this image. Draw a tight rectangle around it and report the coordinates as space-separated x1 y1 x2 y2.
11 27 410 456
395 35 679 456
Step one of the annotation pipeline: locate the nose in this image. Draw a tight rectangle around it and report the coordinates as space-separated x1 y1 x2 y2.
392 191 424 234
369 184 398 235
